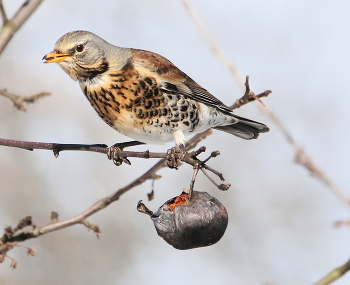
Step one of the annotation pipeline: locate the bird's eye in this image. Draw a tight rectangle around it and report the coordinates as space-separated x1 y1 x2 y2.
75 44 84 52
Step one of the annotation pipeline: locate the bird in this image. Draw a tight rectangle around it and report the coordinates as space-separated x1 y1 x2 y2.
43 31 269 149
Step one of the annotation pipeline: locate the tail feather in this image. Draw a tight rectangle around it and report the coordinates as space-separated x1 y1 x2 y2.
214 116 269 140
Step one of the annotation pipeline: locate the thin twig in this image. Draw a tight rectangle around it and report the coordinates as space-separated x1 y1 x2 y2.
201 168 230 191
180 0 350 209
0 0 44 55
312 258 350 285
6 254 18 269
0 89 50 111
0 129 224 181
0 130 212 246
334 220 350 228
188 165 200 201
230 76 271 110
0 0 8 25
108 129 212 200
180 0 242 86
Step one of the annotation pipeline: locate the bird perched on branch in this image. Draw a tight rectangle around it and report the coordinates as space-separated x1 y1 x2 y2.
43 31 268 148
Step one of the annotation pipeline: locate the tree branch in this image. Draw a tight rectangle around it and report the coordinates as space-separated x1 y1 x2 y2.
0 64 267 260
0 0 8 25
0 0 44 55
0 129 228 188
0 77 266 190
180 0 350 210
230 76 271 110
0 88 50 111
312 258 350 285
0 130 212 249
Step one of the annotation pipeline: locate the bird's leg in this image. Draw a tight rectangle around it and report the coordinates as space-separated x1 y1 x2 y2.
166 130 187 169
107 141 145 166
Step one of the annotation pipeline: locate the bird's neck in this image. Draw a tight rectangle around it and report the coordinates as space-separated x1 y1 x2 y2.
105 46 133 71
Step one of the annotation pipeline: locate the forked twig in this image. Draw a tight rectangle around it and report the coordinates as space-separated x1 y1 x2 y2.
201 168 230 191
0 130 213 247
0 136 224 181
0 0 8 25
230 76 271 110
180 0 350 209
0 0 44 55
0 89 50 111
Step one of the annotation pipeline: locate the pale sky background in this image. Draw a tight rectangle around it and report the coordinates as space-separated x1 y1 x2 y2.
1 0 350 284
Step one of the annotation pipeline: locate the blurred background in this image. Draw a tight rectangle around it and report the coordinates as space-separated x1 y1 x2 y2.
1 0 350 284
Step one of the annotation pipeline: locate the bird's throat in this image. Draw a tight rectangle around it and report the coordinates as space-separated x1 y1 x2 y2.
61 58 110 82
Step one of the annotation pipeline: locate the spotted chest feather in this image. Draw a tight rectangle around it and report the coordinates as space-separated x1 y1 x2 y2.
80 69 200 143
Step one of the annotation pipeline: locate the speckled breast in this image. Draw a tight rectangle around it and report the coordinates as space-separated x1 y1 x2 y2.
81 70 200 144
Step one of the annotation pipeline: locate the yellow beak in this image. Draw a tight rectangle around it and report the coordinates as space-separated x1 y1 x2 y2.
43 51 71 63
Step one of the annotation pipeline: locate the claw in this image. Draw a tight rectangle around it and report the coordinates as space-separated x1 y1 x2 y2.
107 146 131 166
107 141 144 166
166 146 185 169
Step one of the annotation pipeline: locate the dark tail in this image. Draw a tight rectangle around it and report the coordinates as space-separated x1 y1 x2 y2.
214 115 269 140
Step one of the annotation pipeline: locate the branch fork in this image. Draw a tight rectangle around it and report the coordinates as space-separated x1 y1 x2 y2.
0 75 268 264
230 76 271 110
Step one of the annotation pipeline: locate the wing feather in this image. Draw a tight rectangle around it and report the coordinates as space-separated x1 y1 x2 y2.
131 49 232 113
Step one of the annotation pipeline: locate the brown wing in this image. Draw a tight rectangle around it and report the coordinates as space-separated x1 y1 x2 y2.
131 49 232 113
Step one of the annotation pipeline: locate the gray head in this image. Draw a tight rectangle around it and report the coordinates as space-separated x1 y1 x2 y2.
43 31 127 82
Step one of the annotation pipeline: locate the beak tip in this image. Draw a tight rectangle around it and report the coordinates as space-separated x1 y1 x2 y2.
42 51 70 63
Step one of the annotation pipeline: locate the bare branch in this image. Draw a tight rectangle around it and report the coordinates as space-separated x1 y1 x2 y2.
334 220 350 228
0 0 8 25
180 0 350 209
230 76 271 110
201 168 230 191
50 212 59 223
188 165 200 200
81 219 100 239
0 0 44 55
0 130 212 247
180 0 243 86
108 129 212 200
0 138 109 153
0 89 50 111
7 255 18 269
312 258 350 285
0 2 49 112
0 129 225 181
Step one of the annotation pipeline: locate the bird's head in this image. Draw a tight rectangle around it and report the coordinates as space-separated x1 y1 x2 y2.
43 31 112 82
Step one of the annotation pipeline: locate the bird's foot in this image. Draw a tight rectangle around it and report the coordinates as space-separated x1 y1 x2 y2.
166 145 186 169
107 146 130 166
107 141 144 166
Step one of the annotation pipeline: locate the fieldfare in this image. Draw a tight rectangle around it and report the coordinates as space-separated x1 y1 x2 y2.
43 31 269 148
